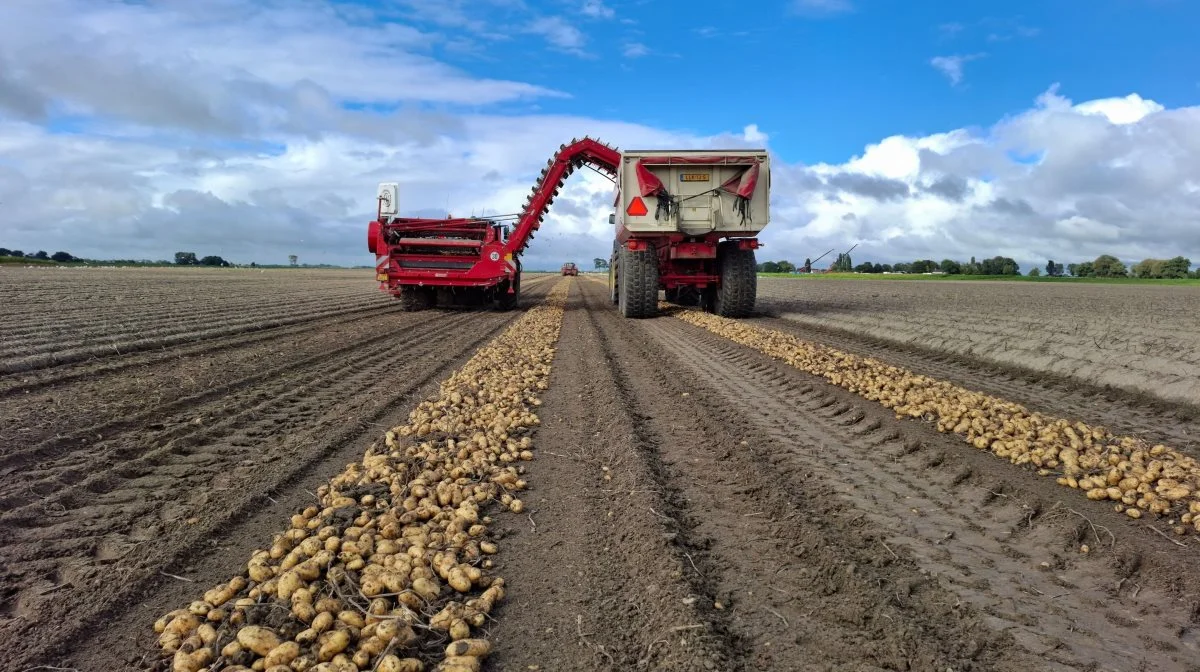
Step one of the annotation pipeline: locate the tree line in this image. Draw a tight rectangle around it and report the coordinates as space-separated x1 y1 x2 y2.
759 253 1198 279
0 248 78 262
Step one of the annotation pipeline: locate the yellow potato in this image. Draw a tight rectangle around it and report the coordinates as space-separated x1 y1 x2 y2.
236 625 282 656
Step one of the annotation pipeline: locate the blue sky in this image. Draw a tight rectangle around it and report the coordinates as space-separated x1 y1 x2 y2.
387 0 1200 164
2 0 1200 271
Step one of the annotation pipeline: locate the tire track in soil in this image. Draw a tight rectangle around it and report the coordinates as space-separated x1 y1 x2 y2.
0 305 417 463
0 296 391 375
652 307 1200 671
0 301 400 399
485 280 732 672
0 286 551 672
577 281 1040 672
753 312 1200 453
0 309 478 502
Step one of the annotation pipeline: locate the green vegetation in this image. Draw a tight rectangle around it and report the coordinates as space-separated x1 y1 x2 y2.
758 251 1199 282
0 246 349 269
759 271 1200 285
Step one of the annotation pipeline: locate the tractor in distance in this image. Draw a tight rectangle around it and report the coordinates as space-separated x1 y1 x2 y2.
560 262 579 276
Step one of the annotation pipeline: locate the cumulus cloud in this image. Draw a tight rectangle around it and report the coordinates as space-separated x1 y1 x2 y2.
1 1 1199 277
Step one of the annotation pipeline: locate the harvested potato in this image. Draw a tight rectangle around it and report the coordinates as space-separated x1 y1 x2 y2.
671 304 1200 535
149 281 571 671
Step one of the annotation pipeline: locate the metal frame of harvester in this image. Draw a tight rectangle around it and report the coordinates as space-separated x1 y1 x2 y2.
367 137 769 318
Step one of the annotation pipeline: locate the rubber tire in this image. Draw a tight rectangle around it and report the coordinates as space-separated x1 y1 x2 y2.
497 261 521 311
711 242 757 318
618 244 658 318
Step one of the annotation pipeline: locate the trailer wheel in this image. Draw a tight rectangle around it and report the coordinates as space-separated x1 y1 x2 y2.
397 286 435 311
618 244 658 318
711 241 756 318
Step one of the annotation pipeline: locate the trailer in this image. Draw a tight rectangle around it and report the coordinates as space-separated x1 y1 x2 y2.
606 148 769 318
367 137 769 317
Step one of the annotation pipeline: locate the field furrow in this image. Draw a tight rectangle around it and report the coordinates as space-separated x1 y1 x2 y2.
4 269 1200 672
0 278 552 671
653 313 1200 670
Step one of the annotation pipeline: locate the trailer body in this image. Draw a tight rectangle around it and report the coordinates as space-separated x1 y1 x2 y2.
607 149 770 318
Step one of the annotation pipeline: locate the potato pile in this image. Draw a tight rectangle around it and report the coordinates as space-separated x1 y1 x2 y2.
671 306 1200 536
151 280 570 672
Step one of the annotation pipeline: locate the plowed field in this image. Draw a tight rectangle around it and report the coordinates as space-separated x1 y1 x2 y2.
2 268 1198 672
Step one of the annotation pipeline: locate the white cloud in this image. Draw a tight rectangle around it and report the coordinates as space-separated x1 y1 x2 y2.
580 0 615 19
622 42 650 58
930 53 986 86
526 16 588 54
2 1 1200 277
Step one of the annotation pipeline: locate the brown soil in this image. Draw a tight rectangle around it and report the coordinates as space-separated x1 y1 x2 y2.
4 271 1199 672
489 279 1200 671
0 268 555 671
756 277 1200 408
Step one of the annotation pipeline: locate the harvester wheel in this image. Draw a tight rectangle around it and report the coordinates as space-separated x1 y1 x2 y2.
618 243 658 318
397 286 435 311
711 241 756 318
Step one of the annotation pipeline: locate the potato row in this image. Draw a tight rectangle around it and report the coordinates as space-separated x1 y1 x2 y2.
671 307 1200 537
149 280 571 672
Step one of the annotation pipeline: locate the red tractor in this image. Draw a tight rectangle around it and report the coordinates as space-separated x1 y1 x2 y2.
367 137 770 317
560 262 578 276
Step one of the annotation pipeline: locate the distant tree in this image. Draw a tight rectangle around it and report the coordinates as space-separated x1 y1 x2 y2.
33 250 49 260
593 257 609 270
1045 259 1064 277
1028 267 1041 277
1162 256 1191 279
289 254 298 267
175 251 198 265
199 255 230 267
1072 261 1095 277
940 259 962 274
1092 254 1127 278
853 262 875 273
832 252 852 272
879 263 892 273
892 262 912 274
872 262 884 273
1131 259 1162 279
978 256 1019 276
803 257 812 273
777 260 796 273
9 250 24 258
0 248 9 256
759 261 781 273
50 251 75 262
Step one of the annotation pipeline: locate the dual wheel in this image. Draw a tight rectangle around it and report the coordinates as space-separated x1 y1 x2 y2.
612 240 756 319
